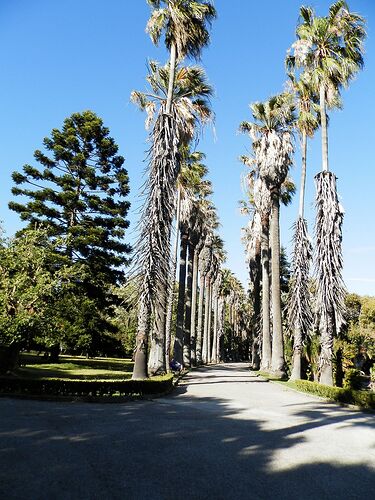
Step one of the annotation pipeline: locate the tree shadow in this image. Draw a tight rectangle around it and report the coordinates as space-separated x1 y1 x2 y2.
0 370 374 499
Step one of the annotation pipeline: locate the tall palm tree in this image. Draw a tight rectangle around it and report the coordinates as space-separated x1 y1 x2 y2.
189 196 215 364
287 1 366 385
241 94 295 376
205 236 225 363
132 0 216 379
286 72 320 380
131 61 212 378
173 149 208 366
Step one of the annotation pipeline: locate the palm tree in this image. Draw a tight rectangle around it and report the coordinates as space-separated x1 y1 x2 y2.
189 196 215 364
287 1 366 385
131 0 216 379
173 149 208 366
240 95 295 376
286 72 320 380
131 61 212 378
206 236 225 363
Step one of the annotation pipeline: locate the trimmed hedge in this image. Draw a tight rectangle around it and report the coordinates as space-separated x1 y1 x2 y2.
294 380 375 410
0 374 174 398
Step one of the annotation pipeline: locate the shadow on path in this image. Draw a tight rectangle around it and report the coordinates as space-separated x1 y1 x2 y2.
0 364 374 500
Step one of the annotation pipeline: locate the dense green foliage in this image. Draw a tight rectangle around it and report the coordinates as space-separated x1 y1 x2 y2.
2 112 133 363
0 229 78 348
10 111 131 288
0 373 174 398
294 379 375 409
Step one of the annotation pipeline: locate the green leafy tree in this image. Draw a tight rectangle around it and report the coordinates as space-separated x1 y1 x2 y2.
9 111 131 353
0 229 77 372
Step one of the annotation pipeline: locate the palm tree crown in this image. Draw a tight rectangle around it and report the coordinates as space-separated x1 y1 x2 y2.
146 0 217 61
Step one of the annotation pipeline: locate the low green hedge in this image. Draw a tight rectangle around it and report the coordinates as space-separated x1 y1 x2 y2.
0 374 174 398
294 380 375 410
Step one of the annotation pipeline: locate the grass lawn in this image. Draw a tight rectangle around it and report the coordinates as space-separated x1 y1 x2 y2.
15 353 134 380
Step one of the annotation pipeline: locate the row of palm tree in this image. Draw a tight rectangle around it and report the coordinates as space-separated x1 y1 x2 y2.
130 0 250 378
242 1 366 385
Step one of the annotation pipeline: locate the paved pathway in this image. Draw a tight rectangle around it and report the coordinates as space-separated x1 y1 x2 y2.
0 363 374 499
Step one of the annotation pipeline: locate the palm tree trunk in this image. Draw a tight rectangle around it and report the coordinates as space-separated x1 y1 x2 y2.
260 214 271 371
207 280 212 362
270 192 286 377
202 276 211 364
166 42 177 115
174 231 188 365
320 84 329 173
132 301 150 379
319 309 334 386
250 237 261 369
299 131 308 217
196 272 205 364
148 310 167 375
165 187 181 370
190 245 199 366
211 291 219 363
315 171 346 386
183 241 194 367
290 132 309 381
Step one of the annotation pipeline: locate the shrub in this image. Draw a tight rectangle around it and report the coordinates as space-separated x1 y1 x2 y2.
0 374 174 399
294 379 375 410
343 368 363 390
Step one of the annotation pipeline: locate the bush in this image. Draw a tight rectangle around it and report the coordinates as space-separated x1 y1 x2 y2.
294 379 375 410
343 368 363 390
0 374 174 399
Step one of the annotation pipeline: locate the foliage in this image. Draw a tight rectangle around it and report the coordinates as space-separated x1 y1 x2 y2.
0 373 174 398
9 110 131 294
294 379 375 409
0 229 78 349
146 0 216 61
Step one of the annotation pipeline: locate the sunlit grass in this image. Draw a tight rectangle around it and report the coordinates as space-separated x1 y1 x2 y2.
15 353 134 380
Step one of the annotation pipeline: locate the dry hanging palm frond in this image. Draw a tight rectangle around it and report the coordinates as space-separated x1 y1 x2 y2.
288 216 313 351
314 171 346 378
133 104 181 363
288 216 313 334
257 130 294 187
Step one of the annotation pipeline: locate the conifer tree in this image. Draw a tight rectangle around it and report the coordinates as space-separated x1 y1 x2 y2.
9 110 131 293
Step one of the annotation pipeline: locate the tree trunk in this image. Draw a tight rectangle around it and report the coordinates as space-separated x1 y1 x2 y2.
270 193 286 378
315 171 346 386
174 231 188 365
289 327 302 381
166 42 177 115
190 245 199 366
148 308 166 375
320 84 329 173
183 241 194 367
196 273 205 365
206 280 212 363
211 292 219 363
319 309 334 386
290 132 309 381
299 131 308 217
202 276 211 364
165 187 181 370
260 214 271 371
132 300 150 379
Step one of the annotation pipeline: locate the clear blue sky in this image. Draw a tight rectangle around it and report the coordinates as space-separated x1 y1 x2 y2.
1 0 374 295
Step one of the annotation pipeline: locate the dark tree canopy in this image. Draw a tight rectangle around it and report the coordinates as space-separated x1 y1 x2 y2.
9 110 131 287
